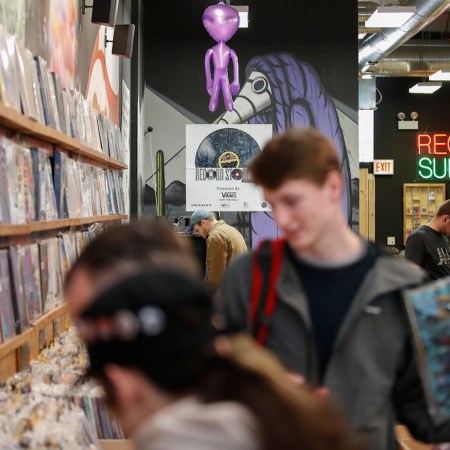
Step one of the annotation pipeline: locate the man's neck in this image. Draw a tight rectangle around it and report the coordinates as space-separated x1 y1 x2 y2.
426 219 442 234
294 226 364 263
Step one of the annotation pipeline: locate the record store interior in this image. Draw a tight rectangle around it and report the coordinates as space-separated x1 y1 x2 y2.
0 0 450 449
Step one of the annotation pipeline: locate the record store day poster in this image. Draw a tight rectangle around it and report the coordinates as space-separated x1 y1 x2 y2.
186 125 272 211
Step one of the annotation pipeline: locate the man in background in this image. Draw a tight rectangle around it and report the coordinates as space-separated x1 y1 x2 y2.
186 210 247 288
217 128 450 449
405 199 450 280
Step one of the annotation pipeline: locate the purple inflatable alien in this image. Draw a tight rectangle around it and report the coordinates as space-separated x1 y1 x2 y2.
203 2 240 112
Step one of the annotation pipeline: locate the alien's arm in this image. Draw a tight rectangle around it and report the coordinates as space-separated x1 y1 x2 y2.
229 49 240 94
205 48 214 93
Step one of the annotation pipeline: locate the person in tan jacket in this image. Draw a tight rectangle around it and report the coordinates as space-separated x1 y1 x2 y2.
187 210 247 288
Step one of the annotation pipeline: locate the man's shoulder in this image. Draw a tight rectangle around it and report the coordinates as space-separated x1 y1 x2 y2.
373 250 426 286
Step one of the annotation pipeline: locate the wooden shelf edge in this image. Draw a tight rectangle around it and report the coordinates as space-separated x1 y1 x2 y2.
0 304 67 360
0 215 128 236
0 102 127 170
99 439 135 450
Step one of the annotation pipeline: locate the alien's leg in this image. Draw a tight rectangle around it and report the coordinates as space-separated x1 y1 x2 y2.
221 75 234 112
209 73 221 112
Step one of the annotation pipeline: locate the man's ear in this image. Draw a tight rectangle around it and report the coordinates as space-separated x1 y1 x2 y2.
325 171 343 200
104 364 140 407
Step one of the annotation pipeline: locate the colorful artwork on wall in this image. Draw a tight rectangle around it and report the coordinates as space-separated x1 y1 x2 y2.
48 0 78 90
85 26 120 125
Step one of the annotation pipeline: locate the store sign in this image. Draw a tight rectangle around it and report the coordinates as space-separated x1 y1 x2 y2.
417 133 450 179
374 159 394 175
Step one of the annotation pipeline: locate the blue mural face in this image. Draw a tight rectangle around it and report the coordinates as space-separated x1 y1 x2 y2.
195 128 261 169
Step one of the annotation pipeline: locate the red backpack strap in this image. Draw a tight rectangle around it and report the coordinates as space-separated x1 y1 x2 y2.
250 238 285 345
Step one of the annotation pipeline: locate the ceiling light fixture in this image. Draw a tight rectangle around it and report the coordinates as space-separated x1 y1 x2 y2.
429 70 450 81
365 6 416 28
409 82 442 94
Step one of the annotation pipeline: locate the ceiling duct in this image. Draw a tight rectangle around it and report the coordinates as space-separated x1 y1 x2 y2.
366 40 450 76
359 0 450 70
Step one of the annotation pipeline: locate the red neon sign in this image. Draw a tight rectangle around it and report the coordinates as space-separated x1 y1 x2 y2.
417 133 450 155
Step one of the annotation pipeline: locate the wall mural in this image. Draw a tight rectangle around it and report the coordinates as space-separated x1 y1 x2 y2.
85 27 120 125
145 52 357 247
48 0 78 90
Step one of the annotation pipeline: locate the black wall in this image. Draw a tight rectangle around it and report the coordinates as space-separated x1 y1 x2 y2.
374 77 450 249
143 0 358 121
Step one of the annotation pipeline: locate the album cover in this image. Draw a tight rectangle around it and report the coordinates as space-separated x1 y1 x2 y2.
21 244 43 322
61 89 73 138
65 158 82 218
82 100 93 149
31 147 58 221
0 142 11 223
51 72 67 135
41 237 63 311
404 280 450 421
96 114 108 155
90 110 102 152
0 249 17 341
107 122 117 160
3 139 26 224
35 56 55 128
22 146 36 222
53 150 67 219
0 28 21 112
15 40 38 121
41 149 58 220
103 169 113 214
46 70 61 132
66 90 79 140
30 56 46 125
72 90 86 144
97 169 107 215
8 246 30 333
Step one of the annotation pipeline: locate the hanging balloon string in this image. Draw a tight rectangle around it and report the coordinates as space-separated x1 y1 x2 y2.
145 127 159 214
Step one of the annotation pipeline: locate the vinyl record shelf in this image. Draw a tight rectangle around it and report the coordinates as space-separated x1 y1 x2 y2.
0 215 128 236
0 95 130 448
0 304 69 382
0 101 127 170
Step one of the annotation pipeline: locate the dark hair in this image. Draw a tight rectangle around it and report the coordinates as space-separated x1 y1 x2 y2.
436 200 450 217
93 334 362 450
65 219 201 287
249 128 341 189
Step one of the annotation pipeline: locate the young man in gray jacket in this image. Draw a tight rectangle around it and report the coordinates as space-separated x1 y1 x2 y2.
217 128 450 450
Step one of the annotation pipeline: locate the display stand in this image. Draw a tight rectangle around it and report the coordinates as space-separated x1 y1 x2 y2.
403 183 445 245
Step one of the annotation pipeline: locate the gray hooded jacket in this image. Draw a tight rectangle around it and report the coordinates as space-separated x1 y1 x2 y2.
217 243 450 450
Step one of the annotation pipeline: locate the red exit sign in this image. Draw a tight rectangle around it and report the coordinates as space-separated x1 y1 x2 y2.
417 133 450 155
374 159 394 175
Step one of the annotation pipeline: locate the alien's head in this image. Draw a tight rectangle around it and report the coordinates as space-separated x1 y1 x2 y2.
203 2 240 43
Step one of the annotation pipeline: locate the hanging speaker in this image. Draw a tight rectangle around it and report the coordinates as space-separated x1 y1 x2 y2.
92 0 119 26
112 24 135 58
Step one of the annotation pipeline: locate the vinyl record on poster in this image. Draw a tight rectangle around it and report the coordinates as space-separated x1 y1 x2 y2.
195 128 261 168
231 168 243 180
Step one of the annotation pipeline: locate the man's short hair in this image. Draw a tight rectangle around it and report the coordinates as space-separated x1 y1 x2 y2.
249 128 341 189
436 200 450 217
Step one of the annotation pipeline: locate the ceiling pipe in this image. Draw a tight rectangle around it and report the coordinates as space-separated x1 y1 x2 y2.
359 0 450 70
366 40 450 76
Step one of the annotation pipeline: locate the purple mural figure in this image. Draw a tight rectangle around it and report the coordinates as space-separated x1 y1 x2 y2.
203 2 240 112
217 53 353 248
